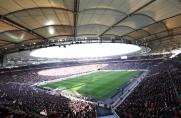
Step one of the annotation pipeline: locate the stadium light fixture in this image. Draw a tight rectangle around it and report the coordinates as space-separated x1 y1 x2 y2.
48 27 55 35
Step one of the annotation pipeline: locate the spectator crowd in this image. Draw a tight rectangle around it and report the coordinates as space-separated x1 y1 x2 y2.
116 56 181 118
0 55 180 118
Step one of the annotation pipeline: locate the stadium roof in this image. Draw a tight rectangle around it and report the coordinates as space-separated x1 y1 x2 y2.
0 0 180 54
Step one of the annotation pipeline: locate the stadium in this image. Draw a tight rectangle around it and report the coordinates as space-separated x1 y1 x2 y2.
0 0 180 118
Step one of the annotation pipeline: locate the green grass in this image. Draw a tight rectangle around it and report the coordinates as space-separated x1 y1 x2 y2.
41 71 140 100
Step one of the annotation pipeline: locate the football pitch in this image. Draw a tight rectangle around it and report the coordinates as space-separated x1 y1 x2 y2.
40 71 141 100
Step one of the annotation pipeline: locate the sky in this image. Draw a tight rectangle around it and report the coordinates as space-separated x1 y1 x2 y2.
30 43 141 59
